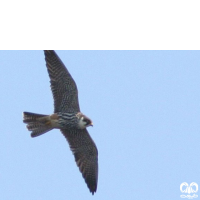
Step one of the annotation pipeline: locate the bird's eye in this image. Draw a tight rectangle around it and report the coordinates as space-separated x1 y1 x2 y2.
83 118 90 125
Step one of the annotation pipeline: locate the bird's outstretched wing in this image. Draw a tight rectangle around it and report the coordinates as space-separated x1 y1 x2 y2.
61 128 98 194
44 50 80 113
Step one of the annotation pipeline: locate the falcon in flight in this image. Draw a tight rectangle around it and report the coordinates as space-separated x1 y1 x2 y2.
23 50 98 194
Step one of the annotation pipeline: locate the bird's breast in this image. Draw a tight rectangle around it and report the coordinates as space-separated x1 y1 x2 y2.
57 112 79 129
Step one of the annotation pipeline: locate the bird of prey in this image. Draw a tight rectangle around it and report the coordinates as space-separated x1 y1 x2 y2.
23 50 98 194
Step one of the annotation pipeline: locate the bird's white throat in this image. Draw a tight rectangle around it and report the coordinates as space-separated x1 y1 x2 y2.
78 117 88 129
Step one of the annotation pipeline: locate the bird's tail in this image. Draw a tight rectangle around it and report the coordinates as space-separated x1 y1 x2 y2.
23 112 53 137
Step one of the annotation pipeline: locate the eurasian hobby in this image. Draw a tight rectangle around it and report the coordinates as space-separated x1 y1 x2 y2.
23 50 98 194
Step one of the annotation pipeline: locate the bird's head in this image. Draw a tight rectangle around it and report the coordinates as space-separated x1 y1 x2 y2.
77 113 93 129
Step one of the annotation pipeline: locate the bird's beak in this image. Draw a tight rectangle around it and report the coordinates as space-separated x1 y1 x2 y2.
90 123 93 127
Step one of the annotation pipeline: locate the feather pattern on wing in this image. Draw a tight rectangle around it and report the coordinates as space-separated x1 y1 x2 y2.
44 50 80 113
61 128 98 194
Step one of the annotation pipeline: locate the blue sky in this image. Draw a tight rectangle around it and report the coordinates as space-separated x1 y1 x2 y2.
0 51 200 200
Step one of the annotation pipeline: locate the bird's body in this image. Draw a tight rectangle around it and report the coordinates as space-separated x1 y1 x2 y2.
23 50 98 194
